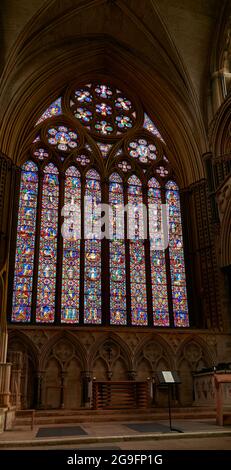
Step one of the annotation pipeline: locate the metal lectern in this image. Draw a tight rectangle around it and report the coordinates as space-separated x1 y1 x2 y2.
156 371 182 432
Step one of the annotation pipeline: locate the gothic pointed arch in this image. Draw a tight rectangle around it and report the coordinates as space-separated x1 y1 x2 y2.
8 77 190 329
39 331 88 371
89 332 133 374
0 2 206 185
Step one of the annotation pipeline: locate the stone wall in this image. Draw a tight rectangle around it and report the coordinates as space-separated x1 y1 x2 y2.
7 327 231 410
194 371 231 407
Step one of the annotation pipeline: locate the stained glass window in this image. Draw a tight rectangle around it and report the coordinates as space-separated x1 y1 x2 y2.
127 175 147 326
47 126 78 152
148 178 169 326
72 83 136 136
61 167 81 323
75 153 91 166
96 142 112 158
109 173 126 325
166 181 189 327
12 80 189 328
128 138 158 164
36 97 62 125
143 113 164 143
33 148 49 160
12 162 38 322
36 164 59 323
84 170 101 324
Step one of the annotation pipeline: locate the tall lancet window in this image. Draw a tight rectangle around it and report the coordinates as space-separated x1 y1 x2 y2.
127 175 147 326
148 177 169 326
109 173 126 325
12 161 38 322
36 163 59 323
61 166 81 323
10 79 190 328
84 169 101 324
166 181 189 327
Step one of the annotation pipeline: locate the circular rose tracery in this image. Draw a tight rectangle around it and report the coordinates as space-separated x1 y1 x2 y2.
70 82 137 137
47 126 78 152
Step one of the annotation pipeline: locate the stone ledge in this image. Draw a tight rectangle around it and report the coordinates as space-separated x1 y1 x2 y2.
1 430 231 448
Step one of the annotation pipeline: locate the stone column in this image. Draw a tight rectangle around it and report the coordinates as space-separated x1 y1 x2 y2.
36 372 44 409
0 363 12 407
81 371 93 408
0 153 19 408
0 329 8 364
60 372 65 409
128 370 136 381
211 71 225 115
7 351 23 409
0 278 11 406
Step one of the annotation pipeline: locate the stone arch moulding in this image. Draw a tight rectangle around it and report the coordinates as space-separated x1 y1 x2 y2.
88 333 133 374
209 94 231 158
0 1 207 186
176 335 216 372
39 331 88 372
133 334 176 372
209 0 231 113
8 329 39 370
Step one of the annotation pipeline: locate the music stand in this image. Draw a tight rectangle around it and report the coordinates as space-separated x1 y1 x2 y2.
156 371 182 432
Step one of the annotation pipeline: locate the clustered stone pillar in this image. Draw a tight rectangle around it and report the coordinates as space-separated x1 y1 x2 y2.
7 351 24 410
0 153 19 412
81 371 93 408
60 372 65 409
36 372 44 409
0 282 11 407
0 363 11 407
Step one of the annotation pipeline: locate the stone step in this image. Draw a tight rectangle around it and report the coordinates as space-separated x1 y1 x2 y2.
16 406 216 417
15 408 216 427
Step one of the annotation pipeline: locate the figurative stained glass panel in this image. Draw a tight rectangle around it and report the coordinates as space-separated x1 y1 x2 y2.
47 125 78 152
96 142 112 158
13 80 190 329
61 167 81 323
109 173 126 325
36 97 62 125
84 170 101 324
166 180 189 327
72 83 136 136
148 178 169 326
127 175 147 325
143 113 164 143
12 161 38 322
36 164 59 323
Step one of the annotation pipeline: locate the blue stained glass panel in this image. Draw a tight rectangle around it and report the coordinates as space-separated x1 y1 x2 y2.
12 162 38 322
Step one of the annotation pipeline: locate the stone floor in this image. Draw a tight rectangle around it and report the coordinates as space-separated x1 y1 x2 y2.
0 418 231 449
